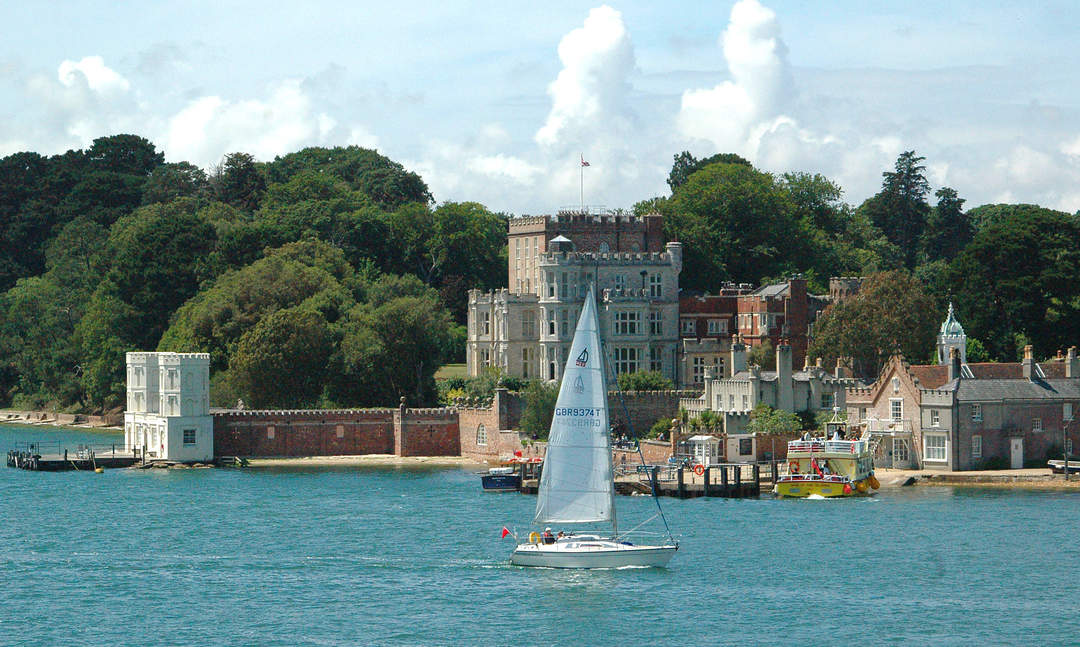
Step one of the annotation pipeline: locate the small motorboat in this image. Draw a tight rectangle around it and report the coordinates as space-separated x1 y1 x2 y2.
480 466 521 492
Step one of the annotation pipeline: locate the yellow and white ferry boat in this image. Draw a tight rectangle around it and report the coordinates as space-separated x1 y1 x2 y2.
775 420 879 498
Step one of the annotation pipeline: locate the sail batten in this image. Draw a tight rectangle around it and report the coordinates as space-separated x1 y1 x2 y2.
534 287 617 527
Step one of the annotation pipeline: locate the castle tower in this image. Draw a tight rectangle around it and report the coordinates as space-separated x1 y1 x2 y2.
937 302 967 365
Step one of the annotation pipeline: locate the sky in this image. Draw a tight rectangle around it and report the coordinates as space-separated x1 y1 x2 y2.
3 0 1080 215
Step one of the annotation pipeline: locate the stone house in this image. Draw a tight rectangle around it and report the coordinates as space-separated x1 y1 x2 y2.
846 305 1080 470
124 352 214 462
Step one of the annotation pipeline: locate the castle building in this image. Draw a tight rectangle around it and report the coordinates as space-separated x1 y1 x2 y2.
467 210 681 382
124 352 213 462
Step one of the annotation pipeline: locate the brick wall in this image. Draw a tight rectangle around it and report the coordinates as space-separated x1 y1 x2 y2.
394 408 460 457
214 410 397 457
611 390 700 437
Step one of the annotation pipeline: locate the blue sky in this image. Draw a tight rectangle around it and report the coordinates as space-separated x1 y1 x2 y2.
3 1 1080 214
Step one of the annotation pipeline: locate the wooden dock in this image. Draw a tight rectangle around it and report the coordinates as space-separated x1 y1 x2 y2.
7 443 142 471
517 462 775 499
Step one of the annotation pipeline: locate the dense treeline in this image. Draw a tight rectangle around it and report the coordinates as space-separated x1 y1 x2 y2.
644 150 1080 377
3 134 1077 411
0 135 505 412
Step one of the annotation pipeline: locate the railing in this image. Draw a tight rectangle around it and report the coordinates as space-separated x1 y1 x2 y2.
9 441 140 459
787 440 867 454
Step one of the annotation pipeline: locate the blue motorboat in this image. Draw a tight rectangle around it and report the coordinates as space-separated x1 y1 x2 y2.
480 466 521 492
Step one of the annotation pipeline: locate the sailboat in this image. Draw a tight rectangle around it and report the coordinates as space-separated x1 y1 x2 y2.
509 286 678 568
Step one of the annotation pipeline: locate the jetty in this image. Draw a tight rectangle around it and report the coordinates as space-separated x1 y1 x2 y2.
6 442 142 471
517 462 771 498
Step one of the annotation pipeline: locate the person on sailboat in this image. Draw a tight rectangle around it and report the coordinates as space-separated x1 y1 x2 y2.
541 528 555 544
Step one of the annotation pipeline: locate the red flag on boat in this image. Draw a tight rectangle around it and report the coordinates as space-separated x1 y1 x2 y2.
501 526 511 538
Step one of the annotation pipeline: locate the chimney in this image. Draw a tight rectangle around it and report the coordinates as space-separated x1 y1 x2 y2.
815 357 823 370
1068 346 1079 378
948 347 962 382
777 342 794 412
1022 345 1034 380
835 358 851 379
730 334 747 374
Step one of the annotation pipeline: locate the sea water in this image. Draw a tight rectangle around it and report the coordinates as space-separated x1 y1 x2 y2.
2 424 1079 646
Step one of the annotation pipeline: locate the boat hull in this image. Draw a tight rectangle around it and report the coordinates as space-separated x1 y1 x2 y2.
775 477 874 498
510 540 677 569
481 473 521 492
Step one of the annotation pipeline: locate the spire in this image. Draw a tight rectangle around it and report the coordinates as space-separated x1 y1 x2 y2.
937 302 967 365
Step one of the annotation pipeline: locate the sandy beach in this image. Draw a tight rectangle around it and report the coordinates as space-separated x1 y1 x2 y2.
243 454 484 468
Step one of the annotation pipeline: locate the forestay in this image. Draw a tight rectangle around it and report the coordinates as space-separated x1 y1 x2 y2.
534 286 617 528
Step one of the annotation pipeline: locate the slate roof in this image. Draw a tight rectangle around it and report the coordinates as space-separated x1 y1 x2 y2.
750 283 790 298
909 362 1067 389
956 378 1080 401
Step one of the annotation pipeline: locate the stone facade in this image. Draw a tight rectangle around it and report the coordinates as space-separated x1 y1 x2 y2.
680 342 857 436
124 352 213 462
507 211 665 295
467 237 683 382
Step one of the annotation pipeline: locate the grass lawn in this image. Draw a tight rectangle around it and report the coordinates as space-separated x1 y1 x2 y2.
435 364 467 380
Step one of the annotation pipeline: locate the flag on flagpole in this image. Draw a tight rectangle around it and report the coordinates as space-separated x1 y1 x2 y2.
501 526 512 538
581 155 590 167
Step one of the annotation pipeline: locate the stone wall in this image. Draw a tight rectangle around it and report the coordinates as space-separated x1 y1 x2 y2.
394 408 460 457
610 390 700 437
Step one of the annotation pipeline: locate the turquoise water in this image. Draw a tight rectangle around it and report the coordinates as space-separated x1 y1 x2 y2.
2 424 1080 646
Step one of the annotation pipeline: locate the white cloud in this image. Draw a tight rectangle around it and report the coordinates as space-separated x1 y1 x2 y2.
163 79 374 167
535 5 635 151
57 55 130 95
677 0 792 157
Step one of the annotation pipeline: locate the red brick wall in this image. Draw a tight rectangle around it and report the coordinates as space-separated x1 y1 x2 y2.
611 390 699 437
395 408 460 457
214 410 397 457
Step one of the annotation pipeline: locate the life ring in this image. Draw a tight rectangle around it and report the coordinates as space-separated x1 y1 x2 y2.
788 459 799 473
528 532 540 544
694 464 705 476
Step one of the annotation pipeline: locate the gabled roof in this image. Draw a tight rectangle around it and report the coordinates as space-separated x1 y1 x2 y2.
908 362 1067 389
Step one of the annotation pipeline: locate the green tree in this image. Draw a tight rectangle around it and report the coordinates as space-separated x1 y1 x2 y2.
213 152 266 212
265 146 431 207
808 270 938 378
662 161 797 287
745 403 801 435
949 206 1080 360
747 338 776 370
616 370 674 391
228 308 335 408
666 151 752 192
518 381 558 438
921 187 970 262
859 151 931 269
85 134 164 175
143 162 210 205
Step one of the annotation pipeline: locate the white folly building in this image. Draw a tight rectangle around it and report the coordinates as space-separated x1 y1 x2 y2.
124 352 213 462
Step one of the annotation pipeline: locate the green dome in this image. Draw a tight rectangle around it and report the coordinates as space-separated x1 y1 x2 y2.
939 303 965 337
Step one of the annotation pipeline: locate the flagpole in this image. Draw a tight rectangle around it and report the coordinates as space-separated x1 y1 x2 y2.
580 152 584 213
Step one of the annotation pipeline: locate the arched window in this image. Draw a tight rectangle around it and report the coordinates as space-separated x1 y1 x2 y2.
476 424 488 446
598 241 610 253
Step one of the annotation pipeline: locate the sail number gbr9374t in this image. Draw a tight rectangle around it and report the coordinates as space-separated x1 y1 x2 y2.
554 407 603 428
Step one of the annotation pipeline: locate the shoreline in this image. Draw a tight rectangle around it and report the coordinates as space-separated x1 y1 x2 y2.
244 455 484 468
875 468 1080 490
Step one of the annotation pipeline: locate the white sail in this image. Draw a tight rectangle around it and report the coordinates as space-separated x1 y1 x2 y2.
534 287 617 527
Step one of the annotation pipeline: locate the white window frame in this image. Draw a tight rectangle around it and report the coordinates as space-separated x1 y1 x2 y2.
890 398 903 422
1066 403 1074 421
476 424 487 446
182 429 197 446
692 357 705 384
1032 417 1042 432
521 310 536 338
924 434 947 462
680 319 695 336
649 273 662 298
560 309 570 337
521 347 534 378
893 438 909 463
971 403 982 422
931 409 940 427
614 274 626 291
971 434 982 459
707 319 728 336
821 392 834 410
